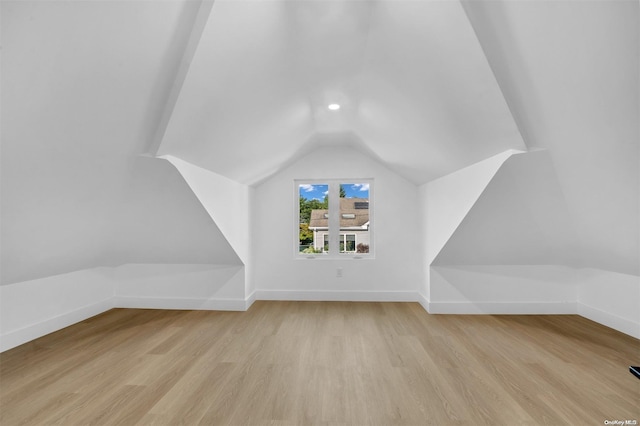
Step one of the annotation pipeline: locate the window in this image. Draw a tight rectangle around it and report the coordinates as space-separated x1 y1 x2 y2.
340 234 356 253
296 180 373 258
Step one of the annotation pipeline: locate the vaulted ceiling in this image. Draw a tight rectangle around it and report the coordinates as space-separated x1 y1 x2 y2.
2 0 638 283
156 0 526 185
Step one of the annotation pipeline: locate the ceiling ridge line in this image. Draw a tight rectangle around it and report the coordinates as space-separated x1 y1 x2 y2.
146 0 216 157
458 0 530 152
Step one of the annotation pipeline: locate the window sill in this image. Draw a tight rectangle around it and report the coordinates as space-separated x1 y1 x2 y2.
296 254 374 260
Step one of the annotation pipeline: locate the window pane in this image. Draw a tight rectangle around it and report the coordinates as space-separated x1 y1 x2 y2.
346 234 356 252
299 184 328 255
340 183 370 254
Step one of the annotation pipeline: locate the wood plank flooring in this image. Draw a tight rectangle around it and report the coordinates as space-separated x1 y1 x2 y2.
1 301 639 425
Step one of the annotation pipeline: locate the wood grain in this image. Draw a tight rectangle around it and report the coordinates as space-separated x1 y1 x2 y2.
1 302 638 425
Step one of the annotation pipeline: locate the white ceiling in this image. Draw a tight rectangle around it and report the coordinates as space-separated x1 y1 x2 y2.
157 0 526 185
1 0 231 283
2 0 637 281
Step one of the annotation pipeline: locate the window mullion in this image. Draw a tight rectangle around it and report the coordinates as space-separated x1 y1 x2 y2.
328 182 340 255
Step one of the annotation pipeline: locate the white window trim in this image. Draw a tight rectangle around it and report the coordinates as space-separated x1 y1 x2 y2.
295 179 374 260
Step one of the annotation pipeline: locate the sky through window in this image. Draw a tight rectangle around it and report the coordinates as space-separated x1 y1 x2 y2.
299 183 369 200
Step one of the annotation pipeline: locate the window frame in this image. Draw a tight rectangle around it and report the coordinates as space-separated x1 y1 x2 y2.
294 179 374 260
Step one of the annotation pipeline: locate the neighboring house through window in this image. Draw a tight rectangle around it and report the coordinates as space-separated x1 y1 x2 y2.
309 197 369 253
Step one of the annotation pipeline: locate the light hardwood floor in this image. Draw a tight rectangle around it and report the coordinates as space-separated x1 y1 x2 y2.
1 301 638 425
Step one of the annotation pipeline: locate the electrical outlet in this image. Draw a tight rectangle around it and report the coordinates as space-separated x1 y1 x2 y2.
336 267 343 278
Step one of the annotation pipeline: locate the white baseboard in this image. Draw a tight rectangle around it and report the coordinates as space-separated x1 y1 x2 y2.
114 296 248 311
254 290 419 302
427 301 577 315
2 292 257 352
417 293 430 312
0 298 114 353
245 291 257 309
578 302 640 339
5 292 635 354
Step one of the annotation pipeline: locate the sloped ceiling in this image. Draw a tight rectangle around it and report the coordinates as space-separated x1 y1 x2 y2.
462 0 639 275
2 0 637 282
1 0 234 284
157 0 526 185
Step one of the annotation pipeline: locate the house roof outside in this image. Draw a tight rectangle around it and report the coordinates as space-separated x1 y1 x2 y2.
309 198 369 229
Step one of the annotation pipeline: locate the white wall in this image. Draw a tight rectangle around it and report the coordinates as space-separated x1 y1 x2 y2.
4 263 636 353
420 149 518 266
162 156 252 266
424 150 580 312
1 263 253 352
424 265 639 339
114 263 248 311
418 149 517 301
578 269 640 339
109 156 242 266
428 265 578 314
433 150 580 266
1 153 242 284
0 268 114 352
161 155 255 298
420 149 639 338
253 143 422 300
3 0 636 350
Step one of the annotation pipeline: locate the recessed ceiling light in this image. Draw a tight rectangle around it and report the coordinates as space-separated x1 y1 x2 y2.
328 104 341 111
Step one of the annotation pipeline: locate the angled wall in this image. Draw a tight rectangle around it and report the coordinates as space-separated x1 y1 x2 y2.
577 268 640 339
0 156 248 351
421 149 519 266
417 149 518 304
110 156 241 266
462 0 639 275
425 150 639 337
161 155 252 266
433 150 579 266
0 268 114 352
453 0 639 335
160 155 255 299
427 150 580 314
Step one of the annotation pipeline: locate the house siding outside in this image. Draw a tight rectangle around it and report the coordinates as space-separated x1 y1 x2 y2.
312 230 370 253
